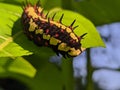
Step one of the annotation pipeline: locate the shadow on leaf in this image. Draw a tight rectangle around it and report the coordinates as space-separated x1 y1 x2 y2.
12 18 55 69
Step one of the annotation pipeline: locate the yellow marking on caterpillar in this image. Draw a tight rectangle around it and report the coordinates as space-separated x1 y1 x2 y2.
26 7 39 18
29 19 38 31
38 7 43 13
35 29 43 34
70 33 78 42
66 28 72 33
26 6 73 33
50 37 61 45
68 48 81 56
43 34 50 40
58 43 70 51
58 43 70 52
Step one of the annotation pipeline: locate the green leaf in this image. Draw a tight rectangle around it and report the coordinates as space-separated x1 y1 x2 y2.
48 9 105 48
0 3 32 57
0 40 33 57
0 1 36 78
0 1 105 90
0 57 36 78
43 0 120 25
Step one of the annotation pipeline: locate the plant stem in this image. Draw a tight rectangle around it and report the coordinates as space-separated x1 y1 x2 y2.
85 49 94 90
62 58 74 90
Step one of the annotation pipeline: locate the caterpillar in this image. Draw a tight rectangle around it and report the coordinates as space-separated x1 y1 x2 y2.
21 0 87 58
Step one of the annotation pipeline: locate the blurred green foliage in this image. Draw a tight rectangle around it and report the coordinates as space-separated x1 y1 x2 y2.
1 0 119 90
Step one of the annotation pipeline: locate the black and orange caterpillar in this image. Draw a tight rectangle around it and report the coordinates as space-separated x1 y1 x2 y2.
21 1 87 58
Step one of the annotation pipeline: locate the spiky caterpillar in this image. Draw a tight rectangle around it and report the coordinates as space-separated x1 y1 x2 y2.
21 1 87 58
